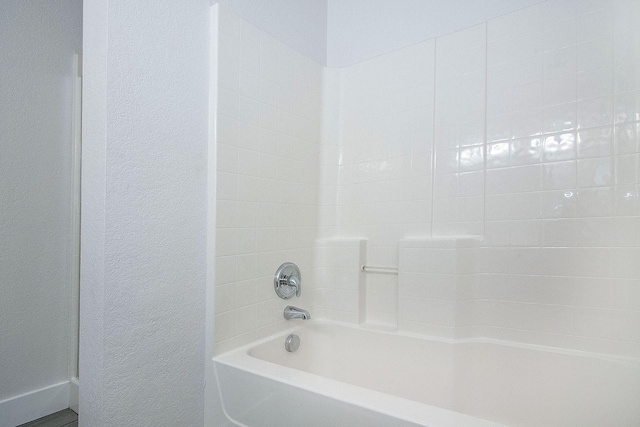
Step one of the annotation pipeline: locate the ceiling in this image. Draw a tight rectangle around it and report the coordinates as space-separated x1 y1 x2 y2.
216 0 548 66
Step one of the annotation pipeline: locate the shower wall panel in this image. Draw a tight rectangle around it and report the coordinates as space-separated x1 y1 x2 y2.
214 6 323 353
323 0 639 357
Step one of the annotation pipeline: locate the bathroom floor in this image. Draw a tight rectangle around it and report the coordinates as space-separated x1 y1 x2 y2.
18 409 77 427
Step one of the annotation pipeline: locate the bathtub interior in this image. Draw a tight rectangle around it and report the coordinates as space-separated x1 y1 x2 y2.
216 321 640 427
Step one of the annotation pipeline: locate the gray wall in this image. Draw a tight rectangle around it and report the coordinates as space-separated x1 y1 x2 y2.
0 0 82 401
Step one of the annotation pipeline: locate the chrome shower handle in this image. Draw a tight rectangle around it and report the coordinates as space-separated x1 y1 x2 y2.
274 262 301 299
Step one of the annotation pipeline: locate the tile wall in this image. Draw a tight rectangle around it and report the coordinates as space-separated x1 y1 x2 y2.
433 24 487 236
475 0 640 357
216 0 640 358
320 40 435 327
321 0 639 356
311 239 364 323
214 6 323 353
398 238 480 338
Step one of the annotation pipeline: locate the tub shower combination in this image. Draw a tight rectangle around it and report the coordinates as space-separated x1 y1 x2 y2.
213 263 640 426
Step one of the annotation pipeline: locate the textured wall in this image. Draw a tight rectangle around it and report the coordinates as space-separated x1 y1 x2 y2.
80 0 209 425
0 0 82 401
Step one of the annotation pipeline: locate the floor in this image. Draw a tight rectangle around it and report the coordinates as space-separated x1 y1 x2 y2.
18 409 77 427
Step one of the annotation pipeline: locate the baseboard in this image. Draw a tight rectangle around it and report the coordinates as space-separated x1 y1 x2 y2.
69 378 79 414
0 381 70 427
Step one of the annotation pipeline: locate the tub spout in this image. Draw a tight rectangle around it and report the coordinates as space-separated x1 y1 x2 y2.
284 306 311 320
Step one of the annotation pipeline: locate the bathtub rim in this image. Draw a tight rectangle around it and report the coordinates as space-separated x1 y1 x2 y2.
216 319 640 367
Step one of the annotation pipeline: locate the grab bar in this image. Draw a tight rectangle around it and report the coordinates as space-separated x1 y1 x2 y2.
361 265 399 275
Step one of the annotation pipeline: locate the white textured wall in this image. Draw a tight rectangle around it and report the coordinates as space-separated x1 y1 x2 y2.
0 0 82 401
213 0 327 65
80 0 209 425
326 0 546 67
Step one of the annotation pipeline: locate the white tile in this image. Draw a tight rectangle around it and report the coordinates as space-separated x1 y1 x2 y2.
544 74 577 106
486 142 510 168
510 137 543 165
236 175 258 203
239 68 260 100
259 103 278 131
511 108 544 139
216 256 236 285
458 146 484 172
219 59 240 93
542 218 577 247
544 102 577 133
577 126 613 158
217 115 238 146
614 90 640 123
578 97 613 128
260 78 279 107
235 228 257 254
217 143 238 174
540 189 577 218
510 220 541 247
214 311 235 342
542 18 577 52
216 228 237 257
542 160 577 190
544 46 577 78
235 305 257 335
218 87 239 119
577 67 613 100
577 38 613 72
216 172 237 201
577 156 613 187
615 154 638 185
238 95 260 126
576 186 615 216
577 8 613 43
543 132 576 162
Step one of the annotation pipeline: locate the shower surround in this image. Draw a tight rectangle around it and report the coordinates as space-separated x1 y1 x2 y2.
212 0 640 424
216 0 639 359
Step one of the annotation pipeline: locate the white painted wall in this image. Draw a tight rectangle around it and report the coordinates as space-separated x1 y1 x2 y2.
0 0 81 404
80 0 209 425
326 0 546 67
213 0 328 65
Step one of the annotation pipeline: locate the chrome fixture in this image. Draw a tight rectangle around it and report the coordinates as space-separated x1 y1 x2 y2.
361 265 399 275
274 262 301 299
283 305 310 320
285 334 300 352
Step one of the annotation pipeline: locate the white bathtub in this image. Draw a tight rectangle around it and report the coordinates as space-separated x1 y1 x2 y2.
213 321 640 426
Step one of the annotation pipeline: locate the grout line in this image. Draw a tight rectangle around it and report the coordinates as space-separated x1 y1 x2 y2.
483 22 488 238
430 38 438 238
611 1 618 190
573 7 580 205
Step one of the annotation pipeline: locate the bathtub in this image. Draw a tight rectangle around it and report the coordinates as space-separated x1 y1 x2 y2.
213 321 640 426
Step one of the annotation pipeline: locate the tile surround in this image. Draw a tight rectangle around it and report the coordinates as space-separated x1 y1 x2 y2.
216 0 640 358
215 7 322 354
